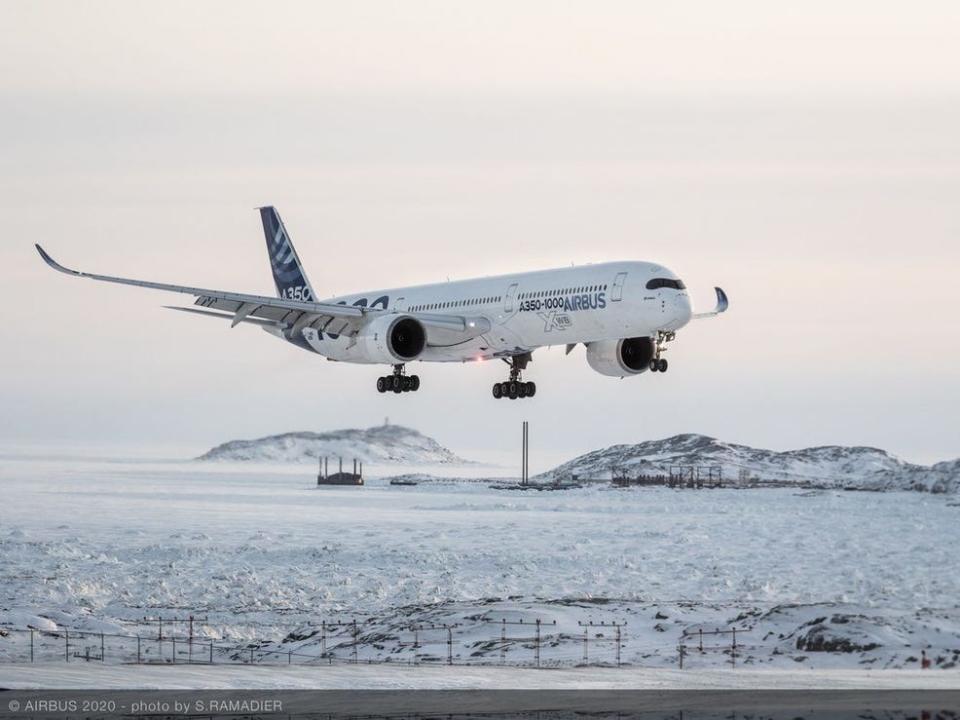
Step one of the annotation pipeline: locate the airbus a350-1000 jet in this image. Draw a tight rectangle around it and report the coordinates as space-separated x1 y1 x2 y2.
36 206 728 399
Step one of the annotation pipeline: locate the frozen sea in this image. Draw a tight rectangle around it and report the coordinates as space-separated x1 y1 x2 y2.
1 454 959 679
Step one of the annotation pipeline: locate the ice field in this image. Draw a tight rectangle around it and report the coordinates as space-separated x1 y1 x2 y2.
1 454 959 684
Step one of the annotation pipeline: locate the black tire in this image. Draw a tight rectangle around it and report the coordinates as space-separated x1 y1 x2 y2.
376 377 387 393
658 358 668 373
410 375 420 392
526 381 536 397
492 383 502 399
518 383 528 398
392 376 402 393
500 382 509 396
649 360 659 372
401 376 412 392
508 381 519 399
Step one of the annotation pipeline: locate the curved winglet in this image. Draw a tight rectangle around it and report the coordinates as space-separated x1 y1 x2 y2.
36 244 81 276
692 286 729 319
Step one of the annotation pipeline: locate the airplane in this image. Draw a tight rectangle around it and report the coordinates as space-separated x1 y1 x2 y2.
36 206 728 399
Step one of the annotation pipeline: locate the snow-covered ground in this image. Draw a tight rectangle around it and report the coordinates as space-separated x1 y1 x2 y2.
3 664 958 689
1 454 959 687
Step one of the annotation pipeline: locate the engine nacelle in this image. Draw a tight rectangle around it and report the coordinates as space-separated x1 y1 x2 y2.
355 315 427 364
586 337 655 377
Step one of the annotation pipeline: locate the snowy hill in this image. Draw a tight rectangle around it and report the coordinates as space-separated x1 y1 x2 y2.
198 424 471 465
540 433 960 492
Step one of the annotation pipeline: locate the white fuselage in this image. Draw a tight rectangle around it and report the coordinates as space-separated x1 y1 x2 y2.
295 261 692 363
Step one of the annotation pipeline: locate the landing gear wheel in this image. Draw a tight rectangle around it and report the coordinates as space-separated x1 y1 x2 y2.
650 360 659 372
392 376 402 393
409 375 420 392
518 383 528 398
376 377 388 393
492 383 502 399
508 381 519 399
401 376 412 392
657 358 668 373
526 381 536 397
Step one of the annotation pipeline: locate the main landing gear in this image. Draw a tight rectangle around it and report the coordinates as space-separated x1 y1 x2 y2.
492 353 536 400
376 365 420 394
649 330 675 373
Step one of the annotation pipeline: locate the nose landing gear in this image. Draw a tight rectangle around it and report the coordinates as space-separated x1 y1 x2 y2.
492 353 536 400
376 365 420 394
649 330 674 373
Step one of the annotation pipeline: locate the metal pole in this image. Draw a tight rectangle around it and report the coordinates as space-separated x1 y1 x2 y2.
137 636 141 664
352 620 358 664
699 628 703 652
500 620 505 664
583 625 588 664
534 618 541 667
30 629 34 663
65 630 69 662
447 626 453 666
172 637 176 663
209 640 213 664
615 625 621 667
101 633 105 663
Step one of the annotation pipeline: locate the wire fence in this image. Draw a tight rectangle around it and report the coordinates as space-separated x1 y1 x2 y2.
0 618 757 669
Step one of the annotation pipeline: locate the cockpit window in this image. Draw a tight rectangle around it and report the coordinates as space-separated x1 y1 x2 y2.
646 278 686 290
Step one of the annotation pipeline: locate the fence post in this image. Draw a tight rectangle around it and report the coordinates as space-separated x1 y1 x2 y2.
137 636 141 664
101 633 105 663
582 624 588 664
447 625 453 666
30 629 34 663
352 620 358 664
288 650 292 665
209 640 213 664
678 642 684 669
615 624 621 668
65 630 69 662
500 620 506 665
172 637 176 664
321 621 326 658
699 628 703 652
535 619 541 668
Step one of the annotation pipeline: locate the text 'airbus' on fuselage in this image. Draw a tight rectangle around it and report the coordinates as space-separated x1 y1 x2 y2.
36 206 728 399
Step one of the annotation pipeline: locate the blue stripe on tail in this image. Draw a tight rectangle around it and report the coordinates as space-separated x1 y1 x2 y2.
259 206 315 301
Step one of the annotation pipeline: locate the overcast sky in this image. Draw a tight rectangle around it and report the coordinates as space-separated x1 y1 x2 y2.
2 1 958 467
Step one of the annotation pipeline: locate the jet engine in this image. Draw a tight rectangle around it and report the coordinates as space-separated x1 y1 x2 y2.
356 315 427 364
585 337 655 377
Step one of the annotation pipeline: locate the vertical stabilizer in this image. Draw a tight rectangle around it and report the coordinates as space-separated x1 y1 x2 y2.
259 206 316 301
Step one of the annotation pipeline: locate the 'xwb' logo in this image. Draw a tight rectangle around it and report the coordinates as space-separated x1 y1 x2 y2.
538 311 572 332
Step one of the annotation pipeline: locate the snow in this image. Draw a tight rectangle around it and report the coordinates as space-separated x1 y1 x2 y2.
1 453 959 687
2 664 958 690
198 424 473 465
541 434 960 492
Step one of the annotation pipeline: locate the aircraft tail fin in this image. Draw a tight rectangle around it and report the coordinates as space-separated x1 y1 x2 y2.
258 206 316 301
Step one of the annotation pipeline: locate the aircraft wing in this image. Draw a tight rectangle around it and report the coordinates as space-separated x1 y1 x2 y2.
36 245 487 339
691 287 729 319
